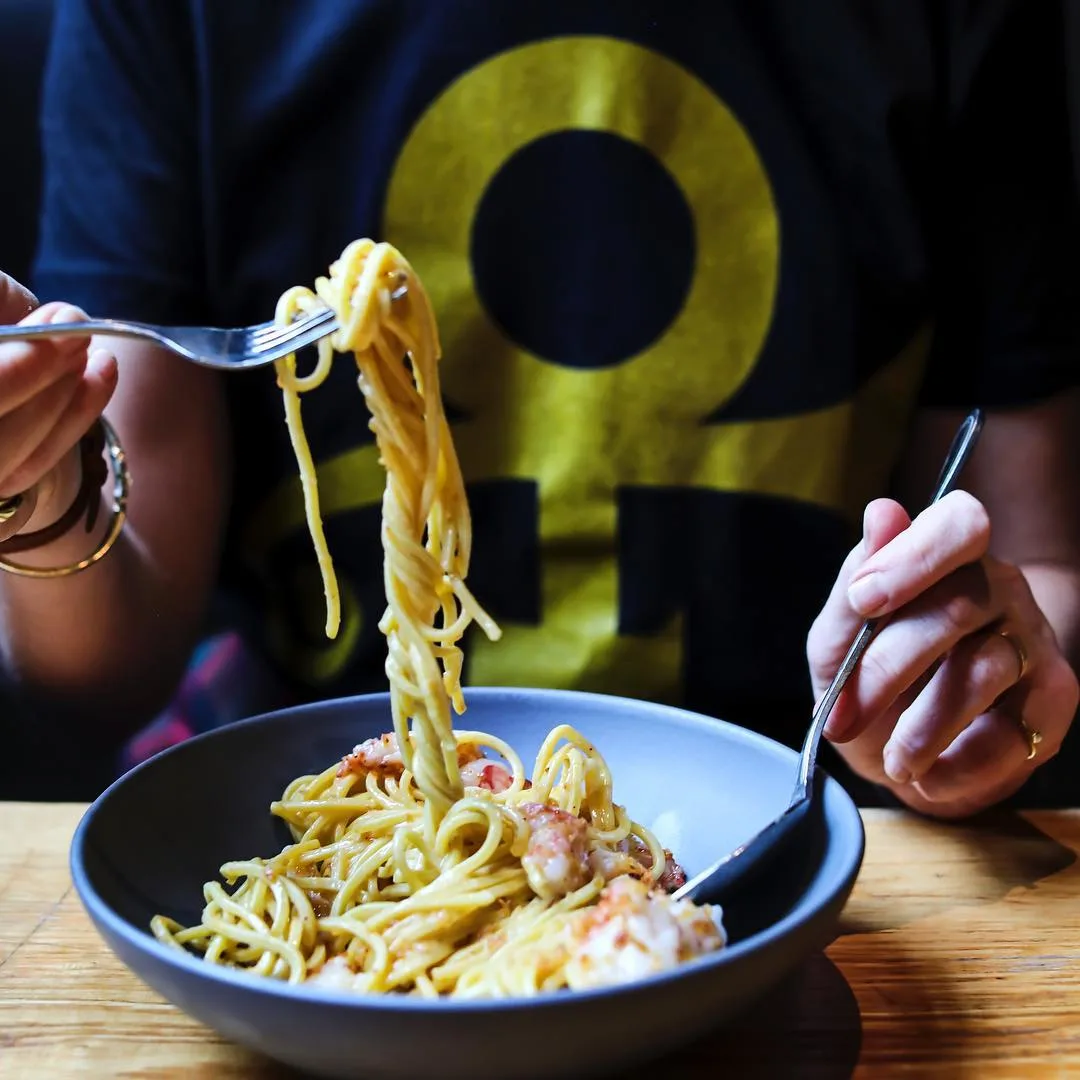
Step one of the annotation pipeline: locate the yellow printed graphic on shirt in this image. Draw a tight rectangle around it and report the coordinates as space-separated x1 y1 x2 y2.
245 36 928 693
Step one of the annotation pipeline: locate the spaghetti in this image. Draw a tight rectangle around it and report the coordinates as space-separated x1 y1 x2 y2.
151 240 726 997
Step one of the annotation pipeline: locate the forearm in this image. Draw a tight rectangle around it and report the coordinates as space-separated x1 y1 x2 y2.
0 343 229 738
0 506 206 737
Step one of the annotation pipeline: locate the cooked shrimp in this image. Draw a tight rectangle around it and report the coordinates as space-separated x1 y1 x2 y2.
624 836 687 893
337 733 483 780
563 877 725 991
307 890 332 918
337 733 403 779
460 757 515 793
587 836 687 893
587 846 638 882
307 955 361 991
654 852 687 892
520 802 591 899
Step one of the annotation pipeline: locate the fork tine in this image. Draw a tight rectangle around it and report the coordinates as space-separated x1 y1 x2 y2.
248 308 335 345
249 275 409 353
252 316 342 361
249 307 338 350
247 319 293 344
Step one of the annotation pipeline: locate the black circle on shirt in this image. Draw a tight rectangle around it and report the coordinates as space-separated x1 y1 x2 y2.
469 129 696 370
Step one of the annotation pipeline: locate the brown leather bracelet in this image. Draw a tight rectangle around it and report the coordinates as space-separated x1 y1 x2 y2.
0 421 108 554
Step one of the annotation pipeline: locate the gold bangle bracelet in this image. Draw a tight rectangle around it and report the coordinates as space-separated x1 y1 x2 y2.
0 487 37 542
0 418 130 578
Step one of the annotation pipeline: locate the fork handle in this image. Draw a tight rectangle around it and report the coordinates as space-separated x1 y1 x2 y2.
0 321 157 343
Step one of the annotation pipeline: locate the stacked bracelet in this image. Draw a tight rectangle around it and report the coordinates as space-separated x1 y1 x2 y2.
0 488 37 542
0 418 130 578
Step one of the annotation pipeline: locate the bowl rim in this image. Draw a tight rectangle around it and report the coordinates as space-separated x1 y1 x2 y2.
70 686 865 1013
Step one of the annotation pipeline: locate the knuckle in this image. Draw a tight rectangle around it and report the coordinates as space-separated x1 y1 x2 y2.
907 533 938 582
806 619 839 684
953 560 993 605
992 560 1028 596
937 587 983 640
1036 738 1063 766
1064 669 1079 715
913 550 936 587
888 720 932 762
806 603 842 653
1045 655 1080 715
969 637 1011 693
856 646 905 705
806 610 831 656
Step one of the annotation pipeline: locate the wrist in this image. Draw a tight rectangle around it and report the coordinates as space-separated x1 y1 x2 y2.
0 448 83 544
19 447 85 534
0 419 129 578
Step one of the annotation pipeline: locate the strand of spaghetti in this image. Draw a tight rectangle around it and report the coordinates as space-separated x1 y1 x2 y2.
273 286 340 639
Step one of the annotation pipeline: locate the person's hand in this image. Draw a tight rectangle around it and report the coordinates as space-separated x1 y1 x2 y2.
807 492 1079 818
0 272 117 523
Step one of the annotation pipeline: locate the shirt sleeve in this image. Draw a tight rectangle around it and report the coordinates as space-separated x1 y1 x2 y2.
920 0 1080 410
32 0 207 323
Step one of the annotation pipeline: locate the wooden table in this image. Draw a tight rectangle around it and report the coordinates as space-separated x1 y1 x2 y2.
1 803 1078 1079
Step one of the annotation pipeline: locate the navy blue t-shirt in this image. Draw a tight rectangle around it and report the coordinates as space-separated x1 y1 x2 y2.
33 0 1080 751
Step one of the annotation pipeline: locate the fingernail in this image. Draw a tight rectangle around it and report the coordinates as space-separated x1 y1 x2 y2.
848 573 887 616
883 745 912 785
861 502 876 543
90 350 119 388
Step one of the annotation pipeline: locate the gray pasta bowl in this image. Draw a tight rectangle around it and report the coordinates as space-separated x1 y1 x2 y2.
70 687 865 1080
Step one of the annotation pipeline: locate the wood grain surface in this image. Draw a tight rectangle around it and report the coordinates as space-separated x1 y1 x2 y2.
1 803 1077 1078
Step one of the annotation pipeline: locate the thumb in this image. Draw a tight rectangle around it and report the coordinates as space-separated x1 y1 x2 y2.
0 272 38 325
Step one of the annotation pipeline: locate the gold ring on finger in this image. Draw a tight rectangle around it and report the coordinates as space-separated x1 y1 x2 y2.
1016 717 1043 762
996 628 1030 683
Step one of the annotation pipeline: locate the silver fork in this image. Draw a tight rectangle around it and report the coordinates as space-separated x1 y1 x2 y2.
0 280 408 371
